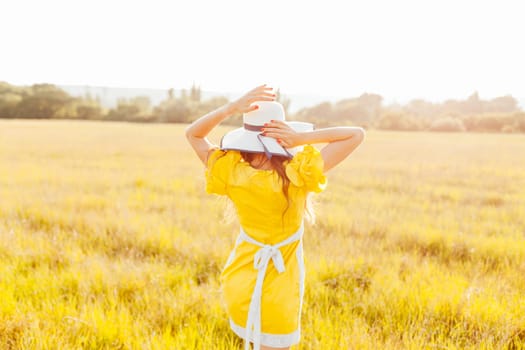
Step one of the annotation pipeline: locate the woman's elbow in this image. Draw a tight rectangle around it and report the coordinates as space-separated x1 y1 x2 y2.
185 125 196 141
350 126 366 144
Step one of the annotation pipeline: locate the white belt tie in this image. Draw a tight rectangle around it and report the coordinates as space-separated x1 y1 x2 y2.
239 222 304 350
254 245 285 273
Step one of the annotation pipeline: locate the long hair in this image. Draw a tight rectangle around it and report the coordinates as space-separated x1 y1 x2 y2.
240 152 316 224
216 150 316 225
241 152 291 216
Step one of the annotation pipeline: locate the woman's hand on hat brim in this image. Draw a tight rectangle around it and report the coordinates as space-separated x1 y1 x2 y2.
262 120 304 148
230 84 276 115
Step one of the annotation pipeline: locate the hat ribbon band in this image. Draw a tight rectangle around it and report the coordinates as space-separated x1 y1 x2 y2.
256 134 273 159
244 123 274 159
243 123 264 132
244 123 293 160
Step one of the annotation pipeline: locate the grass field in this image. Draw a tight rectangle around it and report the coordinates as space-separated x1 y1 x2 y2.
1 119 525 349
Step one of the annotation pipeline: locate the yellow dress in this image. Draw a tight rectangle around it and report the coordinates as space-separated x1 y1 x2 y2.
205 145 327 349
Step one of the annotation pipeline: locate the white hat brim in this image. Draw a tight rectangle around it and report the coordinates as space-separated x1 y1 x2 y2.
221 121 314 157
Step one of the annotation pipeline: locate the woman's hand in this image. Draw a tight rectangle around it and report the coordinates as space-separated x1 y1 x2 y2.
229 84 276 114
262 120 305 148
186 84 276 165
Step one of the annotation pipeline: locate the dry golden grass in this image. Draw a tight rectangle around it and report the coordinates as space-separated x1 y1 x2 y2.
1 119 525 349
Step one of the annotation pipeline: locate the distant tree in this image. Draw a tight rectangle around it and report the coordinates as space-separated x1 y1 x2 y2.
356 93 383 118
105 96 153 121
190 83 201 102
107 103 139 121
429 117 466 132
464 92 482 114
130 96 151 113
15 84 72 118
153 88 230 124
294 102 333 127
104 98 136 121
333 93 383 127
486 95 518 113
200 96 232 124
472 114 519 132
376 112 422 131
76 105 102 120
154 99 190 123
406 99 441 119
0 92 22 118
333 99 367 125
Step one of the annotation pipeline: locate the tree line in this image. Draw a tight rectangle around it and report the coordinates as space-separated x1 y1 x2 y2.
1 81 524 133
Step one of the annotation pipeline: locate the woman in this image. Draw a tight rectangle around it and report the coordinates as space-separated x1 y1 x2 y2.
186 84 365 350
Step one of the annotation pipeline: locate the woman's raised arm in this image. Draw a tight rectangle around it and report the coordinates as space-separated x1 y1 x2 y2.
185 85 275 165
303 127 365 171
260 122 366 172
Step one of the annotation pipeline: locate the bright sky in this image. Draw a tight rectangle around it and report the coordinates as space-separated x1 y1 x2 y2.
1 0 524 103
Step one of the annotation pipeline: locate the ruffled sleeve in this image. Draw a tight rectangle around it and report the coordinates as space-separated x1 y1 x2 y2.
285 145 327 193
205 149 241 195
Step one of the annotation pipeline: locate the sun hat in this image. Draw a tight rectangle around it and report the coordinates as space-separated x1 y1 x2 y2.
220 101 313 158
